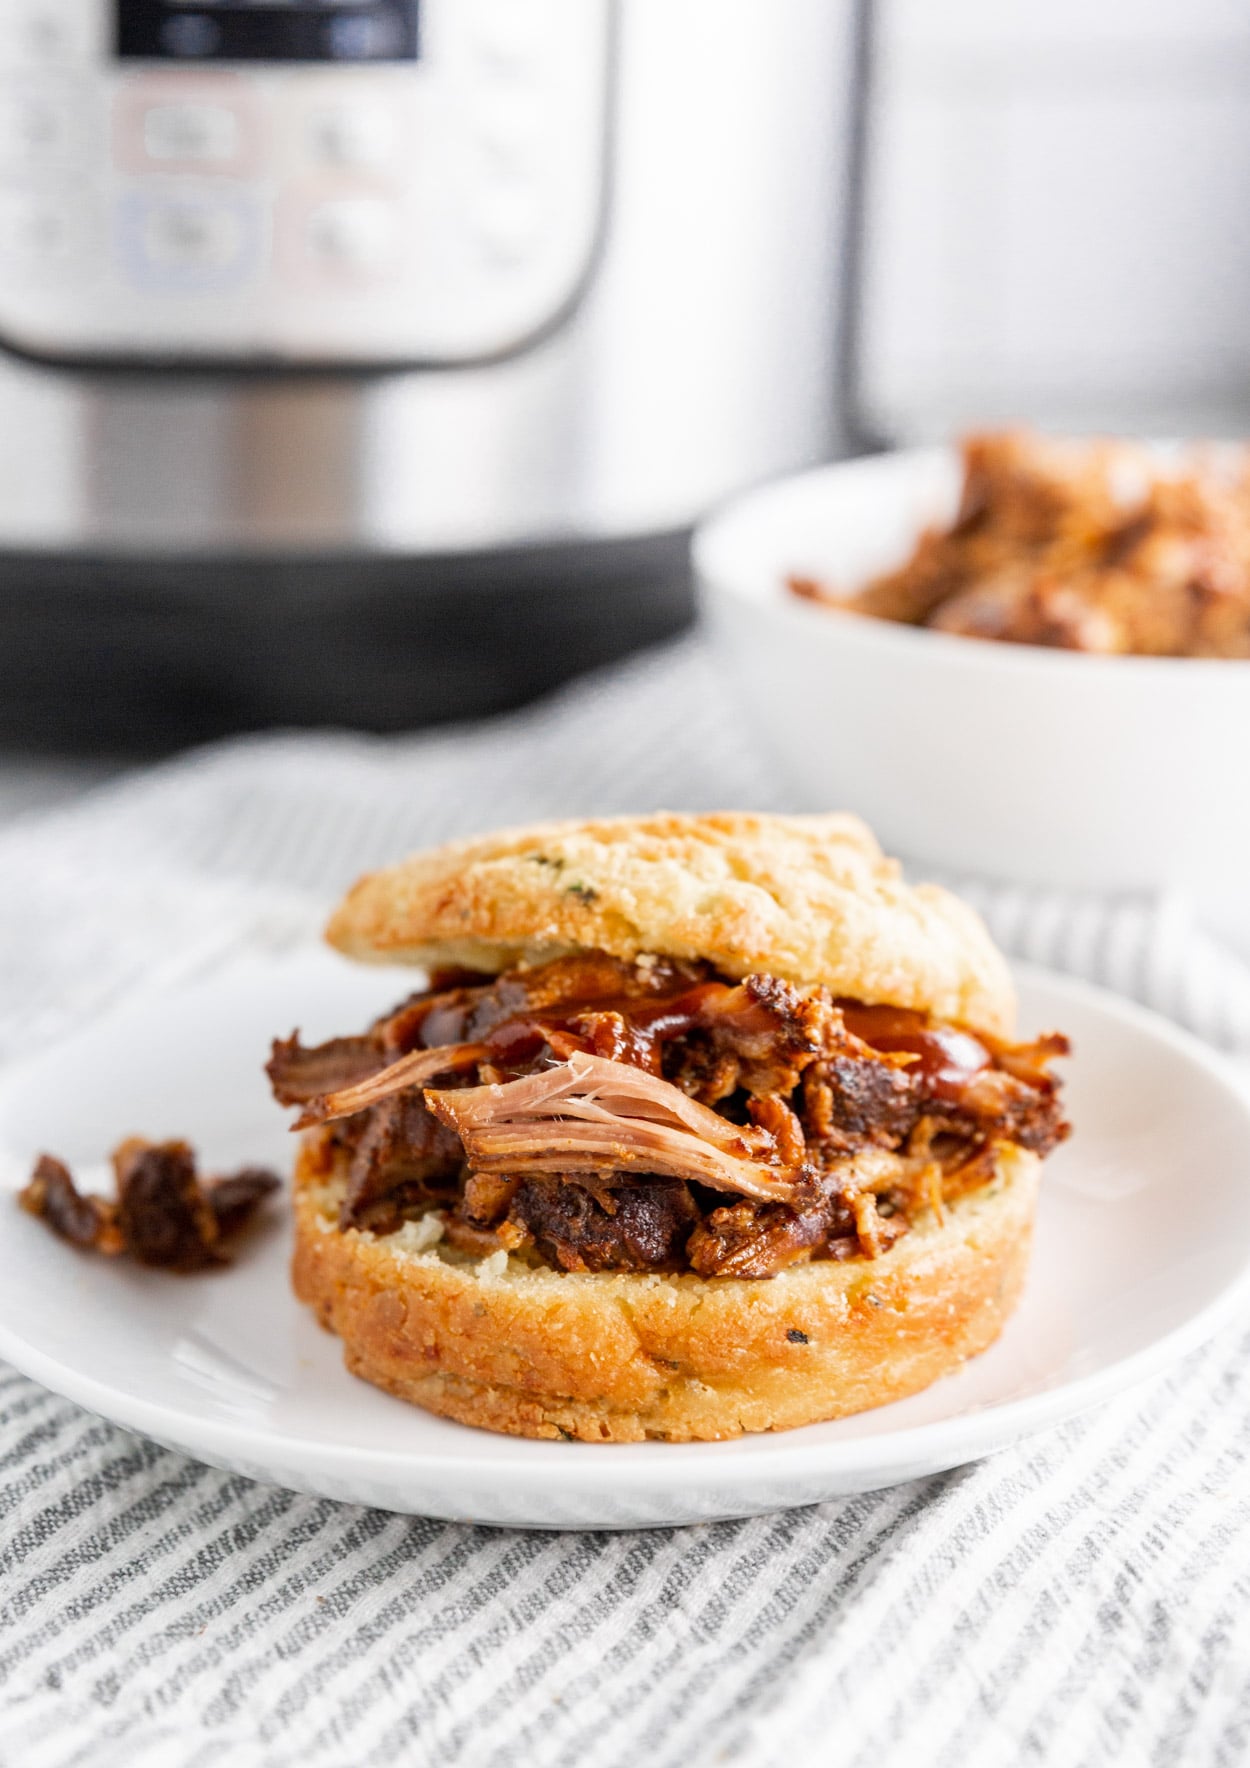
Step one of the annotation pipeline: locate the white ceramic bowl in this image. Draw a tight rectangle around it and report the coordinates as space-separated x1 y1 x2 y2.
696 448 1250 950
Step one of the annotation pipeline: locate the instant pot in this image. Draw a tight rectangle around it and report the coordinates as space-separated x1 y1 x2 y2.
0 0 867 742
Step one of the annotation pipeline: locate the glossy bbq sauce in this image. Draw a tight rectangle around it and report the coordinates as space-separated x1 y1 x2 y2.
837 1002 991 1100
399 967 996 1098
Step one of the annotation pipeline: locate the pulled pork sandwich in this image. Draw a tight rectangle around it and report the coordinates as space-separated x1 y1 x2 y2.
270 813 1069 1443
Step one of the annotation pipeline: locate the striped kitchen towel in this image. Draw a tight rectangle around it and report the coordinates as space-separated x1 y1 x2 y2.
0 634 1248 1768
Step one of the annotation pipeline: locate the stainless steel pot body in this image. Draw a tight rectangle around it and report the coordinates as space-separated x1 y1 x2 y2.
0 0 856 556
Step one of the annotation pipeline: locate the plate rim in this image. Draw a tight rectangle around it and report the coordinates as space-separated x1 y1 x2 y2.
0 959 1247 1499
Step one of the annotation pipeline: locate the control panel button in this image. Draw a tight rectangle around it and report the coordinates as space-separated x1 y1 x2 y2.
118 191 262 289
143 103 239 166
303 197 399 277
0 190 80 266
470 83 544 170
4 2 100 68
147 202 241 271
114 77 262 177
305 106 397 171
0 87 80 170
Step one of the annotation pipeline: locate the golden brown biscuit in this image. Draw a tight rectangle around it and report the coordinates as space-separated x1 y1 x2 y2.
292 1135 1038 1443
325 811 1015 1037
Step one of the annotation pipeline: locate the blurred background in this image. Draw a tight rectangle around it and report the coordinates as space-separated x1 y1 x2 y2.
1 0 1248 783
861 0 1250 440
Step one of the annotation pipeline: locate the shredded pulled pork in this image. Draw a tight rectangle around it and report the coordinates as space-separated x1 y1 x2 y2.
18 1140 280 1270
426 1052 798 1202
270 952 1069 1278
294 1041 487 1127
790 429 1250 657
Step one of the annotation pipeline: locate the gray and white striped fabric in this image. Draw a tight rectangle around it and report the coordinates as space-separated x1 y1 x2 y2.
1 636 1249 1768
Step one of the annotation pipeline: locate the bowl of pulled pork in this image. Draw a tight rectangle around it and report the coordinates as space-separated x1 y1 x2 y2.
696 431 1250 949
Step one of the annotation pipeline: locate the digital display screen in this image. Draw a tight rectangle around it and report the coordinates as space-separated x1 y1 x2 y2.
116 2 420 64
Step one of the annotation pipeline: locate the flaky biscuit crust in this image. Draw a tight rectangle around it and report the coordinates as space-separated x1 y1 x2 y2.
291 1136 1039 1443
324 812 1015 1037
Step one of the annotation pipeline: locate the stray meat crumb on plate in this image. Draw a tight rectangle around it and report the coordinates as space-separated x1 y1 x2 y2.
19 1140 279 1271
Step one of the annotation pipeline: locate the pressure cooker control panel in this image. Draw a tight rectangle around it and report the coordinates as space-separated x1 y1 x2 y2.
0 0 610 363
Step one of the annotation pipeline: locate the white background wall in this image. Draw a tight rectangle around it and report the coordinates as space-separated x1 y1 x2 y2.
858 0 1250 441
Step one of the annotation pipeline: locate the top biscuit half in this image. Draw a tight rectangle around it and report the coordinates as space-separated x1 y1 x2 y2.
325 811 1016 1038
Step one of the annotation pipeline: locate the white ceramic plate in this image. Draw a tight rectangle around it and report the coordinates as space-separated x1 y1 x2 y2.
0 950 1247 1531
